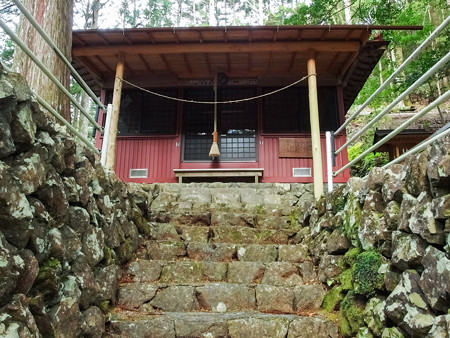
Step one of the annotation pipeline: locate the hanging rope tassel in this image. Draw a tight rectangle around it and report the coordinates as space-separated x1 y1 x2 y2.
209 130 220 157
209 75 220 158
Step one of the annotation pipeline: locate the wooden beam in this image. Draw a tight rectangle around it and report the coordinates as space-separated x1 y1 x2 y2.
105 53 125 170
307 51 324 199
73 41 361 57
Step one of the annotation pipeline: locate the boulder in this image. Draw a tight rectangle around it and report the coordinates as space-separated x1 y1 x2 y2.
0 232 22 305
364 297 387 337
381 164 406 203
10 103 36 152
82 306 105 338
385 270 434 336
425 314 450 338
0 113 16 159
14 249 39 295
391 231 427 270
358 191 388 250
409 199 445 245
318 254 344 284
419 246 450 312
405 150 430 196
326 229 350 254
117 283 158 310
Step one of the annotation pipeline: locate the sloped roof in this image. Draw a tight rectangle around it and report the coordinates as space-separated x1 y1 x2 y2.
72 25 420 111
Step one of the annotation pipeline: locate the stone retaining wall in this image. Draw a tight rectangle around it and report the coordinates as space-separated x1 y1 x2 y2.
300 136 450 337
0 64 157 337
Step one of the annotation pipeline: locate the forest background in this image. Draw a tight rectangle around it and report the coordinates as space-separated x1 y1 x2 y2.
0 0 449 176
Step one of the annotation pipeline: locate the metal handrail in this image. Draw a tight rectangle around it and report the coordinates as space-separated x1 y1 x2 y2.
335 15 450 135
328 16 450 186
333 89 450 176
335 50 450 155
34 92 100 154
11 0 106 112
0 18 103 132
382 123 450 169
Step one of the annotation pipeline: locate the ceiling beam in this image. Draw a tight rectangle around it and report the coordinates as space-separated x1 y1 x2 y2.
73 41 361 57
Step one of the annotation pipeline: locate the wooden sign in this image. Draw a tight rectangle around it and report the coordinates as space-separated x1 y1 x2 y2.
279 138 312 158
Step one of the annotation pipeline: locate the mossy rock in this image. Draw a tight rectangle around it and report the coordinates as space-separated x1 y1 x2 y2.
340 291 366 336
342 194 362 247
35 257 62 299
352 250 385 296
343 247 362 267
322 285 345 311
102 245 117 266
339 269 353 290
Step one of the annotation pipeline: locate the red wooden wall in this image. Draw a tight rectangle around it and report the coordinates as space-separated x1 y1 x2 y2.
100 134 350 184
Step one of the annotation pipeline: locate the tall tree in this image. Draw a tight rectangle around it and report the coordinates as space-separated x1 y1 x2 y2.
12 0 73 121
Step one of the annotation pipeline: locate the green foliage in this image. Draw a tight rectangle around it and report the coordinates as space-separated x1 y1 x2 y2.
322 285 345 311
340 291 366 336
0 39 14 67
348 142 389 178
37 257 62 280
343 247 362 267
352 250 384 296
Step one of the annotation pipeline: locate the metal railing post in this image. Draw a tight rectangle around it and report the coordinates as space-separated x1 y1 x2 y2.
326 131 334 193
101 104 113 166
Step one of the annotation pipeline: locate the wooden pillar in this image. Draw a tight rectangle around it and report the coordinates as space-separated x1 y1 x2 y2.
105 53 125 170
307 51 324 199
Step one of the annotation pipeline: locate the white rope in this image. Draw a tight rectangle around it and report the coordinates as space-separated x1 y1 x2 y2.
118 74 314 105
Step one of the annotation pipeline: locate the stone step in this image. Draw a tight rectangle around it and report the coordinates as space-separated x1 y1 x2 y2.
123 260 318 286
151 211 302 230
116 282 326 315
148 223 298 245
142 241 310 263
106 311 338 338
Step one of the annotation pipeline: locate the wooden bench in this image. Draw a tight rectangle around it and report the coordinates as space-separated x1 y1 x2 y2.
173 168 264 183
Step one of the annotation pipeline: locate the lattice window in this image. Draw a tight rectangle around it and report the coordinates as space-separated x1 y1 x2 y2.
262 86 338 134
106 89 178 135
183 87 257 162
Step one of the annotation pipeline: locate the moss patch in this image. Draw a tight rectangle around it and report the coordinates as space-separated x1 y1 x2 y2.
343 247 362 268
322 285 345 311
341 291 366 336
352 250 384 296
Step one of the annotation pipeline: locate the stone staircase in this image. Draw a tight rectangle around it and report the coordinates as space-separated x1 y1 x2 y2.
105 183 339 338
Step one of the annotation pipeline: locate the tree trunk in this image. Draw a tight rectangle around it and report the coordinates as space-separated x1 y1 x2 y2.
12 0 73 122
343 0 352 23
